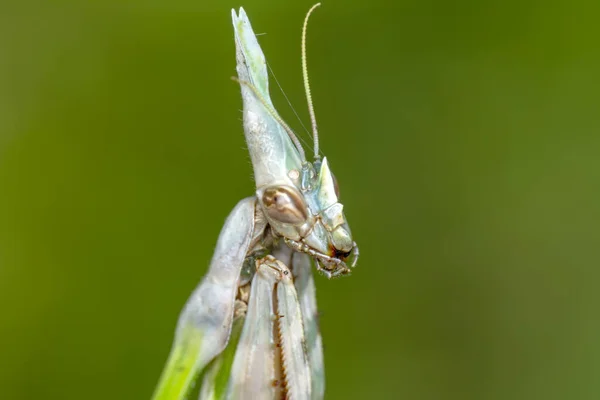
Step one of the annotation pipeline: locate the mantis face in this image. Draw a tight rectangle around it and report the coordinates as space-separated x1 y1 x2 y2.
256 157 356 277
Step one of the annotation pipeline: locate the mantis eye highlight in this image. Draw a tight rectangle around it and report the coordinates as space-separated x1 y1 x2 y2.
261 185 308 225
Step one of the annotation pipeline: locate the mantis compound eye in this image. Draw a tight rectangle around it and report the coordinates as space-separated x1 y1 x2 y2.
261 185 308 225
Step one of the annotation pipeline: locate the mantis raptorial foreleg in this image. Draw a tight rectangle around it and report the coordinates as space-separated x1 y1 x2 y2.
152 197 262 400
268 244 324 399
225 255 282 399
226 255 312 400
292 252 326 400
275 257 313 400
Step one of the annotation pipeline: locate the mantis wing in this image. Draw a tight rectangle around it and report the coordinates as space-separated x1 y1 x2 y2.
152 197 257 400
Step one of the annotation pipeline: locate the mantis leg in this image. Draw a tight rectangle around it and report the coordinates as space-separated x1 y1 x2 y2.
293 252 325 400
152 197 258 400
225 256 282 400
226 255 312 400
276 258 312 400
271 243 325 400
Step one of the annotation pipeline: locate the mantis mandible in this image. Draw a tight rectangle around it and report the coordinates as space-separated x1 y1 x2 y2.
152 4 358 399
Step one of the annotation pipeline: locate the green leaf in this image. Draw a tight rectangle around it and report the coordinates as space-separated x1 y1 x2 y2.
151 326 203 400
199 314 246 400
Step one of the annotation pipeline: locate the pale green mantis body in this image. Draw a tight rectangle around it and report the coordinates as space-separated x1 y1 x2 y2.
152 5 358 399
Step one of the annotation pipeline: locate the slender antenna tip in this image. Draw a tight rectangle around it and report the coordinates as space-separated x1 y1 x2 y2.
302 3 322 160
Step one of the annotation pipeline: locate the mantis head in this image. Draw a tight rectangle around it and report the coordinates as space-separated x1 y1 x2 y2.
233 4 358 277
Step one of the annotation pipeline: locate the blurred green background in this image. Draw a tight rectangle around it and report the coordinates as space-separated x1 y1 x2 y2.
1 0 599 399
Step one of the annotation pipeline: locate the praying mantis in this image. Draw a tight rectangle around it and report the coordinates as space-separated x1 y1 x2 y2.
151 4 358 399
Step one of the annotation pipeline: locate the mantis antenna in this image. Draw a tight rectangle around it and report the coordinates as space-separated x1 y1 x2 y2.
302 3 321 160
232 76 307 163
